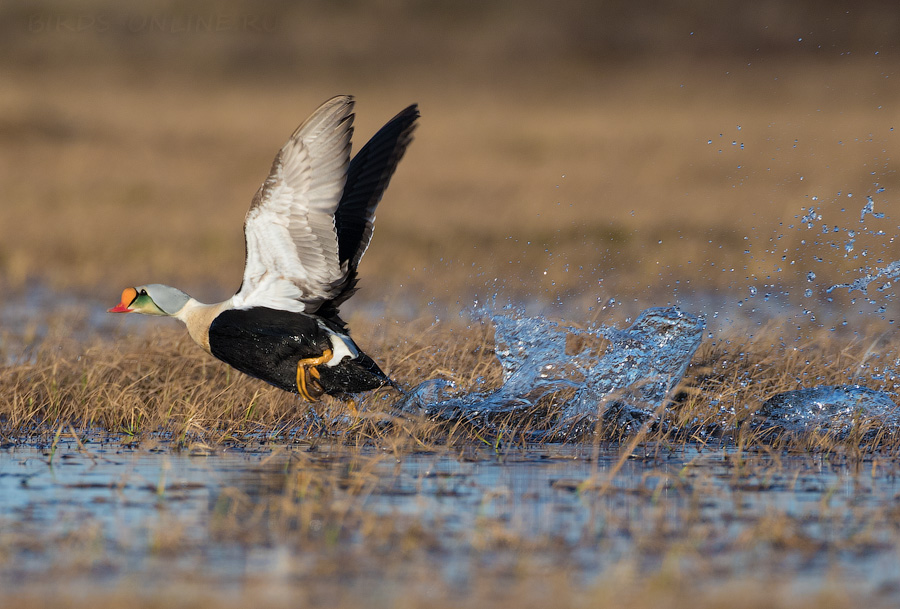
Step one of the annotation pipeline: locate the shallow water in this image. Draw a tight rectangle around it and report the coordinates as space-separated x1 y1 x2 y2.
2 439 900 601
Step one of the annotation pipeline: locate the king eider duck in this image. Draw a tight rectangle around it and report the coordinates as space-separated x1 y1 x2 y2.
109 96 419 401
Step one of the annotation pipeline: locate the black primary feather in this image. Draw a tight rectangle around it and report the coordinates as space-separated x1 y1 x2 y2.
335 104 420 269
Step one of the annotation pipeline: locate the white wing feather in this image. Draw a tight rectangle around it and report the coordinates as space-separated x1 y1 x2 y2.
232 96 355 313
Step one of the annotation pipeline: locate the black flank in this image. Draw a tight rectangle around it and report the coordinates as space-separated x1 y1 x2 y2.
208 307 391 396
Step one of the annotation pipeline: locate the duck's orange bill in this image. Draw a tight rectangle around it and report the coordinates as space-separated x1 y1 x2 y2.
108 287 137 313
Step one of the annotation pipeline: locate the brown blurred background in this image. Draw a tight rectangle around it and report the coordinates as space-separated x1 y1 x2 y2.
1 0 899 318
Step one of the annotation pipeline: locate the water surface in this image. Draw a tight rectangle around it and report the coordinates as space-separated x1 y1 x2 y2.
2 439 899 602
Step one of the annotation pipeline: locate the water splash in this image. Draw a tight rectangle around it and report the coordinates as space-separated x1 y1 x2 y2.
733 194 895 327
826 260 900 295
400 306 705 435
760 385 899 438
860 196 885 222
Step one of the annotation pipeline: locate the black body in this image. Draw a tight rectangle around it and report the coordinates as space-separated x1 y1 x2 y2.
208 307 391 397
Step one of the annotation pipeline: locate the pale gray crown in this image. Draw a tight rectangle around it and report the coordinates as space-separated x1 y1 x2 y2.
141 284 191 315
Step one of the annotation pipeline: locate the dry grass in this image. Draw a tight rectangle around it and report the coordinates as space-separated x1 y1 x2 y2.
1 307 897 455
1 579 888 609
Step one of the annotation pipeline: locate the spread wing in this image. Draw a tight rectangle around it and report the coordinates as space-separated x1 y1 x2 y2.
336 104 419 270
232 96 355 313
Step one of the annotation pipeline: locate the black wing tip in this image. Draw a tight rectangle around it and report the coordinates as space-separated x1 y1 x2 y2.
383 102 420 162
332 101 420 268
380 103 419 139
395 103 420 131
398 102 420 118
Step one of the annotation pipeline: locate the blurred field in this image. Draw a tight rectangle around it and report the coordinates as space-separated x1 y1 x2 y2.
1 0 899 317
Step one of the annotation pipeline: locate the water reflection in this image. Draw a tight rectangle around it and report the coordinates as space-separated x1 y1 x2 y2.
2 439 900 599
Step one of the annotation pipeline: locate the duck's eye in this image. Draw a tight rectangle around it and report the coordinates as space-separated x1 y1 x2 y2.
140 289 148 296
